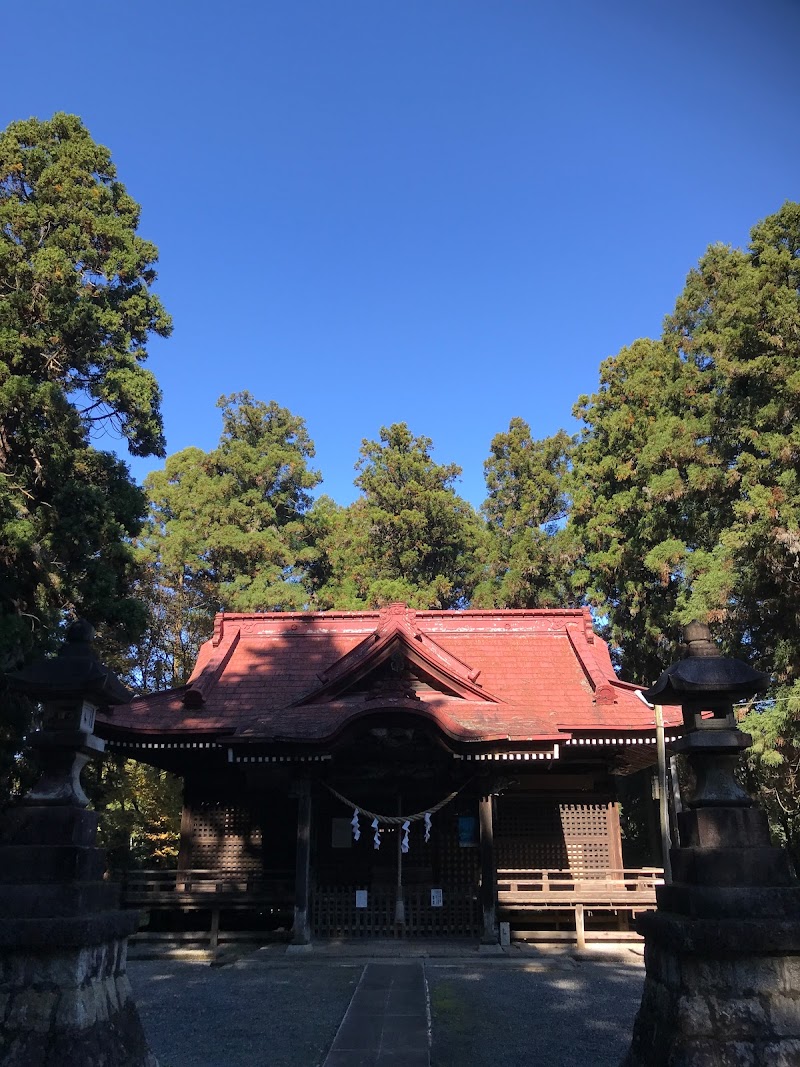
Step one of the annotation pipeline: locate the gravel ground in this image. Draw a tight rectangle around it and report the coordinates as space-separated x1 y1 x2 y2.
129 959 362 1067
129 952 644 1067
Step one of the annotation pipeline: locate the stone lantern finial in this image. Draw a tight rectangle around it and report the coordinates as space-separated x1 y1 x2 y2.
681 621 717 658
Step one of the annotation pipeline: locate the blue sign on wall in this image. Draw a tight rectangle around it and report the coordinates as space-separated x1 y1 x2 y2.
457 815 478 847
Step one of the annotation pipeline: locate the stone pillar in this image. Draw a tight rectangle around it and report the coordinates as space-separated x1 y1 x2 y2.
479 794 498 944
623 623 800 1067
291 780 312 945
0 620 157 1066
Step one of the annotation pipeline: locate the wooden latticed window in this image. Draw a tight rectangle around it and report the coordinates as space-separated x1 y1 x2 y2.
559 802 615 872
189 801 263 871
495 796 618 871
495 797 569 869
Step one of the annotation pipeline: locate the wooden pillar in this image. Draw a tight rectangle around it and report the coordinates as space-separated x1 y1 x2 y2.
177 787 194 872
479 794 498 944
292 780 312 945
209 907 220 953
575 903 586 951
607 799 624 871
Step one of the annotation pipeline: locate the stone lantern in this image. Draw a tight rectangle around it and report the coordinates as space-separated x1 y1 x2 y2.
10 618 131 807
624 623 800 1066
0 620 158 1067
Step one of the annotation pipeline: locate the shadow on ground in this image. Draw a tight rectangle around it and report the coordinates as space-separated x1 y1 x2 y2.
427 959 643 1067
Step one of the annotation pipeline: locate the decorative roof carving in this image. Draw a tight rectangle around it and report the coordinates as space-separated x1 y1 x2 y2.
298 604 498 706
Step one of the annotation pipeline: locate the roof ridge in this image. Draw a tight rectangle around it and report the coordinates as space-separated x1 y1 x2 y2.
184 624 241 708
209 605 593 626
565 623 617 705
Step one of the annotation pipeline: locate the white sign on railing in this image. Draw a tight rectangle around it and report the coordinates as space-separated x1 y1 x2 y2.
355 890 368 908
430 888 443 908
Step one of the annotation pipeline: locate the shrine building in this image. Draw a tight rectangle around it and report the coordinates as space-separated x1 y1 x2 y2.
97 604 678 944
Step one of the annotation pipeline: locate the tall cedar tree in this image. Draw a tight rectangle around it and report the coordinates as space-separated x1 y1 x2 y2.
474 418 581 608
572 202 800 686
570 202 800 859
0 113 170 797
138 393 321 688
570 337 703 681
311 423 482 609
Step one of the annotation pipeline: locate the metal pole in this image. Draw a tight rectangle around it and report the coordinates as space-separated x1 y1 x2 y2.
669 754 683 847
655 704 673 883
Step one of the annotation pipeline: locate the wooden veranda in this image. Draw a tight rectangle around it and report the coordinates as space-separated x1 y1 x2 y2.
120 864 663 950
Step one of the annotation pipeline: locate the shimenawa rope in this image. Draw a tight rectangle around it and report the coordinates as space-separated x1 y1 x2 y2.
324 779 472 825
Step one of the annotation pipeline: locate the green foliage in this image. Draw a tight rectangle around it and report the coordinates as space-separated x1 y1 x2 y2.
85 757 182 870
740 683 800 869
0 113 169 796
571 202 800 686
0 686 37 806
0 112 169 662
473 418 582 608
137 393 322 687
665 203 800 679
570 337 702 680
311 423 482 609
0 113 170 461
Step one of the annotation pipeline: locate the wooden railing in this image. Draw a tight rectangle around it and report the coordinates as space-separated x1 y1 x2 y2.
497 867 663 906
117 869 294 951
118 869 293 909
496 867 663 948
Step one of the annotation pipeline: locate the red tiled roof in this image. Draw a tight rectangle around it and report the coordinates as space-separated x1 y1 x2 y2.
98 604 680 747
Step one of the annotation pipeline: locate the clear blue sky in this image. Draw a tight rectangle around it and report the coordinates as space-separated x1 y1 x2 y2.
4 2 799 508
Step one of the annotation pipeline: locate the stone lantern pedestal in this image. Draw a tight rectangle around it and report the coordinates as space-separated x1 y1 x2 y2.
624 624 800 1067
0 622 157 1067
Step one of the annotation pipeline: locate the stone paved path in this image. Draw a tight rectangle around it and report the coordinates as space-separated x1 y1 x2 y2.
323 962 429 1067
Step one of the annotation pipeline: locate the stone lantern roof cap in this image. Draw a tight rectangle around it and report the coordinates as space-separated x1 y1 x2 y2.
643 622 769 705
6 619 132 706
